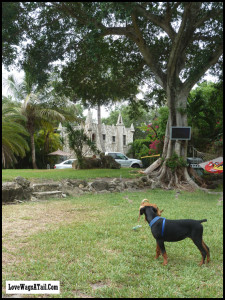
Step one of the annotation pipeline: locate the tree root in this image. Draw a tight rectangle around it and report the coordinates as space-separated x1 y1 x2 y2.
187 167 207 188
143 164 200 191
140 158 162 175
140 160 215 191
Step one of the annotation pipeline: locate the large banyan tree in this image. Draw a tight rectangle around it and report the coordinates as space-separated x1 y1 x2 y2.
3 2 223 188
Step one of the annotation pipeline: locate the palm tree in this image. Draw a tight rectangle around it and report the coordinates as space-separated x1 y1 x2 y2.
5 74 66 169
2 97 30 167
22 93 67 168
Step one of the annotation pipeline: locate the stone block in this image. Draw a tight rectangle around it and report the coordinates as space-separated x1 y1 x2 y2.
2 182 23 203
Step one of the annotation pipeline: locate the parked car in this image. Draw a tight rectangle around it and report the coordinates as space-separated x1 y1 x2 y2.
54 159 76 169
105 152 143 168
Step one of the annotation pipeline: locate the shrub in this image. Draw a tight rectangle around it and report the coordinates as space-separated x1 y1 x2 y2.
165 153 187 172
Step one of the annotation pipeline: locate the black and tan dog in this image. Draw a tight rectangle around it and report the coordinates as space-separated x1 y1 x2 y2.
139 199 210 266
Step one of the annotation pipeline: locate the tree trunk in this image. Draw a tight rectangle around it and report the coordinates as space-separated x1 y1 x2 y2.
97 104 105 152
143 90 198 189
30 133 38 169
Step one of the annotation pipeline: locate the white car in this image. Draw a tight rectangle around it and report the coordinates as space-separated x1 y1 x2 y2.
105 152 143 168
54 159 76 169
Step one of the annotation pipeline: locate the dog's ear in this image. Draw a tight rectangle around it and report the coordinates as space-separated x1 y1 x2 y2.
139 207 146 215
151 206 158 214
138 206 146 222
159 209 164 216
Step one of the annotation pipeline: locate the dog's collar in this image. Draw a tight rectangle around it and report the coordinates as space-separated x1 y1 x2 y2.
149 216 162 227
149 216 166 237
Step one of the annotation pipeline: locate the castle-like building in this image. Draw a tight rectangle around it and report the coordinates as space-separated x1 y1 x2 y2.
58 110 135 157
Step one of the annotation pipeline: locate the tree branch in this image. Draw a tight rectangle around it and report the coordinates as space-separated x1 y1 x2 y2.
101 26 136 40
134 3 176 41
167 3 202 84
129 11 167 89
52 3 138 41
183 44 223 93
55 2 167 89
192 34 221 43
195 7 223 29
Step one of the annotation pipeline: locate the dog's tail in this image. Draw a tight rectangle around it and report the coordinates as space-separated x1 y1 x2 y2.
199 219 207 223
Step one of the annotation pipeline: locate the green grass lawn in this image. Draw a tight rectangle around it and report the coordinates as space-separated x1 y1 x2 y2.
2 168 141 182
2 189 223 298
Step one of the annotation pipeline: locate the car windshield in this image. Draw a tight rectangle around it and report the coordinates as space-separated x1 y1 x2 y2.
64 160 72 164
116 154 127 160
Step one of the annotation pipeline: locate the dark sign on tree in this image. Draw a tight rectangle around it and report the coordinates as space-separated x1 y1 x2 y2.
170 127 191 140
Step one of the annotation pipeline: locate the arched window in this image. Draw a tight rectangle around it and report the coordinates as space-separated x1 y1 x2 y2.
123 135 126 146
92 133 96 142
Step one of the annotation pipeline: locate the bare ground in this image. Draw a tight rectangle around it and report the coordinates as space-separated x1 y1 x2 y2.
2 200 97 273
2 198 119 298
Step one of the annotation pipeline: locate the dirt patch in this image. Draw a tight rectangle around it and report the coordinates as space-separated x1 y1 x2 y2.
90 280 111 290
217 195 223 205
91 281 109 290
2 200 97 272
73 291 94 298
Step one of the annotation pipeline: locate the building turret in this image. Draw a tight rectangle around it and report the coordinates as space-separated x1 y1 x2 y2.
86 109 93 132
116 113 124 126
116 113 124 152
130 123 135 133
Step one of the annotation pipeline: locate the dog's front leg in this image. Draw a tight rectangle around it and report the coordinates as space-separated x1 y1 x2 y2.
155 242 161 259
157 240 168 265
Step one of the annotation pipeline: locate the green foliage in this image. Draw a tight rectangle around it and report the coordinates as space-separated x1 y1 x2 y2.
2 2 222 107
34 129 62 169
128 139 150 159
137 107 168 154
187 81 223 153
4 74 77 169
177 106 187 116
143 88 167 108
127 139 151 167
165 153 187 173
36 73 85 124
55 37 143 108
2 2 28 66
127 106 168 166
154 106 169 141
2 97 30 167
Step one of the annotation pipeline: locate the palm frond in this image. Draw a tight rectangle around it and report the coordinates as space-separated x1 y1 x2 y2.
2 99 30 167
